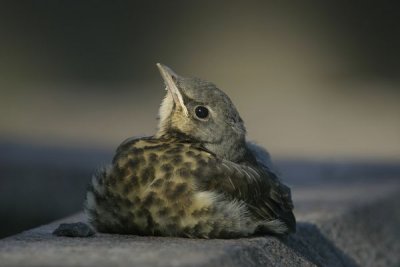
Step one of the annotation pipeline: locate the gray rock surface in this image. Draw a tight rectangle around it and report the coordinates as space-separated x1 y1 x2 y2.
53 222 95 237
1 179 399 267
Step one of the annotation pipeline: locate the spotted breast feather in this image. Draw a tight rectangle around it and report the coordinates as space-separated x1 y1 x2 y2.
85 136 296 238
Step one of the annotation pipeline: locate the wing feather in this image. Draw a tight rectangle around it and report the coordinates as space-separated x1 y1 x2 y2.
197 148 296 233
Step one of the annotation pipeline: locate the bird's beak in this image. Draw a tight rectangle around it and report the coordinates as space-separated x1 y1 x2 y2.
156 63 188 117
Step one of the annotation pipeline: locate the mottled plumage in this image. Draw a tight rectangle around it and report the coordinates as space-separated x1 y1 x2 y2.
85 64 296 238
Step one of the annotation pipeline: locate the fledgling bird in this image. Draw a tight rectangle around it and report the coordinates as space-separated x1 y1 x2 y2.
85 64 296 238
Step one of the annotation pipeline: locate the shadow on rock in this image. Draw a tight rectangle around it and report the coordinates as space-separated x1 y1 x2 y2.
282 222 359 267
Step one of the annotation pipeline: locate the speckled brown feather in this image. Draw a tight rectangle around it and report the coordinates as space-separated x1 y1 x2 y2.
85 136 295 238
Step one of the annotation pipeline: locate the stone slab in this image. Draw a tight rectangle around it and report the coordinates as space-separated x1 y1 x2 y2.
1 180 399 267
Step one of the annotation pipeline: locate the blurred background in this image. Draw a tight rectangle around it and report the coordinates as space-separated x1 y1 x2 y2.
0 1 399 238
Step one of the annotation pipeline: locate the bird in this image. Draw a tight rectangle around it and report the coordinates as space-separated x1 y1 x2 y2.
84 63 296 238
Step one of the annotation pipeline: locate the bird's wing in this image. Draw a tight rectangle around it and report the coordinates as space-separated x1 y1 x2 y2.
197 155 296 232
245 142 295 226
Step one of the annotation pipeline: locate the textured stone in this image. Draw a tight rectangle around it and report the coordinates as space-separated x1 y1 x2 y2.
1 179 399 267
53 222 95 237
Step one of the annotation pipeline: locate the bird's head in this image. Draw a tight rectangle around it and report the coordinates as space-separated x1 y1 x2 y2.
155 63 247 162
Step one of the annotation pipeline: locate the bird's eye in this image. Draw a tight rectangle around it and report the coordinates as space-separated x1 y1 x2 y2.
194 106 209 119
